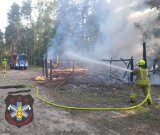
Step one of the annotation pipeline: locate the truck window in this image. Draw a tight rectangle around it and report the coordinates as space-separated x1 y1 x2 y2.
17 55 27 60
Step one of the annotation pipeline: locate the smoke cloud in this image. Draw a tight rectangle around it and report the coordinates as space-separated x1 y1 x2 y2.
45 0 160 84
47 0 157 62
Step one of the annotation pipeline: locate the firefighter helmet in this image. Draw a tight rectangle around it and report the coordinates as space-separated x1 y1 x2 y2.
138 60 145 66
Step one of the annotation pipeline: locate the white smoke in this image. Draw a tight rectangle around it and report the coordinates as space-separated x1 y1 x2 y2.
46 0 160 84
47 0 157 61
150 74 160 85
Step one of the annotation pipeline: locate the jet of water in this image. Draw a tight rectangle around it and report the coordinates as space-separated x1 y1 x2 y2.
66 52 133 73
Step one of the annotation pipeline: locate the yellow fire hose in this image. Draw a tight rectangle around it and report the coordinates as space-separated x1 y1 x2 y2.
3 73 150 111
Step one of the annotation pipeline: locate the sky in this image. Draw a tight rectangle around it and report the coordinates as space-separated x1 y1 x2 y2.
0 0 155 33
0 0 23 32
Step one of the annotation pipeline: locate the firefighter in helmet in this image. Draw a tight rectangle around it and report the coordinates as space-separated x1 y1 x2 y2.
2 58 7 74
130 59 152 105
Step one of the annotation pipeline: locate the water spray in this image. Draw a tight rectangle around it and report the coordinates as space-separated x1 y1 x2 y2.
65 52 133 73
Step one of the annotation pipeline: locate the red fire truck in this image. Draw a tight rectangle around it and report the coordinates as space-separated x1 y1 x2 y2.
10 53 28 69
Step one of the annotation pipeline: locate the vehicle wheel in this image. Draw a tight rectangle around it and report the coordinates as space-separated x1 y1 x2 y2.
14 65 17 70
24 67 27 70
10 65 13 69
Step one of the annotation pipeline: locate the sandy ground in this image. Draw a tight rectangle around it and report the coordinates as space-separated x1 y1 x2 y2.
0 67 160 135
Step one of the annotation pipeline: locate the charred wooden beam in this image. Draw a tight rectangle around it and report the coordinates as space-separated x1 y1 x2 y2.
8 89 31 94
120 58 128 66
123 56 133 79
149 69 160 73
45 57 48 80
50 60 52 80
0 85 25 89
130 57 134 83
102 59 132 62
143 42 147 68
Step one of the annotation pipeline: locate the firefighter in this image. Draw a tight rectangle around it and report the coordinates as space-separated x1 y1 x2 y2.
130 60 152 105
2 58 7 74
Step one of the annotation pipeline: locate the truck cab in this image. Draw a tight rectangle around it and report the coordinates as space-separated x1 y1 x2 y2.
10 53 28 69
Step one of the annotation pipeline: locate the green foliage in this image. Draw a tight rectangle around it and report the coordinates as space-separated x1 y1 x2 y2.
0 30 5 59
4 0 107 64
0 30 4 46
32 0 55 64
5 3 22 55
21 0 32 20
4 0 56 65
7 3 21 24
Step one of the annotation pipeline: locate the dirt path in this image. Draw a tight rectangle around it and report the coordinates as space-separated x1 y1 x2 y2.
0 67 160 135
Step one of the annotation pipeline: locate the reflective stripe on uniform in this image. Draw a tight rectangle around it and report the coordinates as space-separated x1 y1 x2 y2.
136 80 150 85
130 94 136 98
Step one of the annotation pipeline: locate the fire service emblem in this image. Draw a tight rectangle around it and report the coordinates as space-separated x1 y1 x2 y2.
5 94 34 128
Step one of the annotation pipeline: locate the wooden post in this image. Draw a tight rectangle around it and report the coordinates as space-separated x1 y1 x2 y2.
110 58 112 79
45 57 48 80
143 42 147 68
43 55 46 76
130 58 134 83
73 60 75 81
123 56 133 79
50 60 52 80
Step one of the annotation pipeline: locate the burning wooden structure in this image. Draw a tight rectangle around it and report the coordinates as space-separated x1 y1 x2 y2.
41 56 88 81
37 55 134 84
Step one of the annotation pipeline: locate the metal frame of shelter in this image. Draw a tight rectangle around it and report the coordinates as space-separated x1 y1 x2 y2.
43 56 134 83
